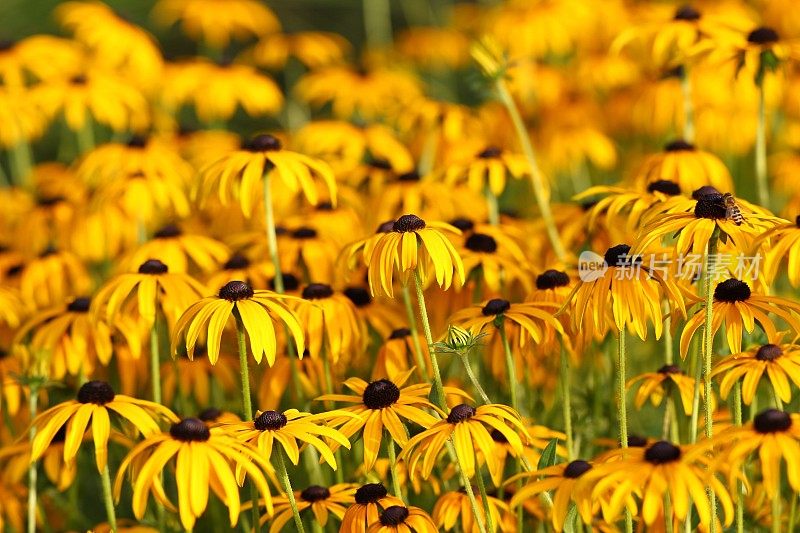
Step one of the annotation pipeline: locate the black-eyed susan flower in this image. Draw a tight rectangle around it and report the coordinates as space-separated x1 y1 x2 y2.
0 35 81 88
627 364 698 415
162 350 238 407
114 417 275 529
719 409 800 497
260 483 356 532
372 328 431 382
0 348 23 417
30 380 177 472
507 459 598 531
290 283 364 363
0 88 47 150
0 427 76 492
443 145 528 198
92 259 205 332
248 31 350 70
586 440 733 529
433 489 514 533
364 215 464 298
318 369 440 471
18 247 92 310
205 252 272 291
680 278 800 356
225 408 351 470
399 403 528 481
711 342 800 405
123 223 229 275
172 280 303 365
486 423 567 487
152 0 280 49
196 406 240 426
366 505 437 533
344 287 405 342
632 141 734 194
279 226 340 284
340 483 404 533
198 133 336 217
752 215 800 287
458 231 531 294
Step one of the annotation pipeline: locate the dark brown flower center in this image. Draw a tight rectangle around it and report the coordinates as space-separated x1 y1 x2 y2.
253 410 288 431
380 506 410 526
369 159 392 170
154 224 182 239
292 227 317 239
300 485 330 503
628 434 648 447
67 297 91 313
170 418 211 442
490 429 508 443
754 409 792 433
243 134 282 152
449 218 475 232
536 269 570 290
37 195 66 207
392 214 426 233
302 283 333 300
563 460 592 478
693 188 727 219
714 279 751 303
644 441 682 464
673 5 701 21
127 136 147 148
747 27 779 45
219 280 254 301
447 404 476 424
604 244 640 268
344 287 371 307
478 146 502 159
355 483 388 505
0 40 15 51
482 298 510 316
198 407 222 422
362 379 401 409
664 139 695 152
389 327 411 339
224 254 250 270
77 380 115 405
271 273 299 292
70 74 88 85
647 180 681 196
658 364 682 375
376 220 396 233
465 233 497 253
397 171 421 182
796 215 800 228
138 259 168 274
756 344 783 361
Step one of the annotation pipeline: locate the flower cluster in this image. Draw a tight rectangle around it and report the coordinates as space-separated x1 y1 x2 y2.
2 0 800 532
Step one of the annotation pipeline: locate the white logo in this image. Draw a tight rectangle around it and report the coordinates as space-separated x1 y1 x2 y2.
578 250 607 282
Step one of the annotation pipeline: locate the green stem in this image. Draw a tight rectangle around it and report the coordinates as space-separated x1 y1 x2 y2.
417 128 439 176
617 327 628 449
11 141 33 189
275 451 305 533
385 431 403 502
498 321 518 412
234 313 260 532
475 469 495 533
755 81 769 208
362 0 392 49
663 300 674 365
774 476 782 533
484 185 500 226
27 384 38 533
495 78 566 263
76 119 95 155
457 352 491 405
733 382 744 533
560 343 574 460
665 492 674 533
150 319 162 405
680 66 695 144
413 271 447 410
789 491 797 533
662 397 673 441
450 439 488 533
771 385 784 410
100 464 117 532
401 285 430 381
702 228 720 533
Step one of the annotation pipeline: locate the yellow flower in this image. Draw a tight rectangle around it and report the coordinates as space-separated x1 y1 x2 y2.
627 364 698 415
263 484 356 532
151 0 280 48
249 31 350 70
396 27 470 69
198 133 336 217
205 253 273 292
344 287 405 342
443 145 528 197
171 280 304 365
114 417 275 529
122 223 229 275
399 403 528 481
278 226 340 284
0 35 82 88
161 351 239 407
31 70 149 133
92 259 205 332
680 278 800 356
317 369 441 471
0 88 47 147
751 216 800 287
631 141 734 194
458 231 532 294
372 328 431 382
366 505 438 533
433 489 514 533
163 60 283 122
30 380 177 472
0 430 77 492
18 248 92 310
711 342 800 405
365 214 464 298
340 483 404 533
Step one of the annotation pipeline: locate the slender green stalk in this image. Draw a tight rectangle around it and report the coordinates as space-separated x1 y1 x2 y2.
789 491 797 533
484 186 500 226
663 300 674 365
498 321 518 412
27 384 39 533
418 129 439 176
771 385 784 410
362 0 393 49
495 79 566 263
475 470 495 533
100 464 117 532
680 66 695 144
662 398 673 441
457 352 491 405
76 120 95 155
11 141 33 189
385 431 403 501
450 439 488 533
275 450 306 533
773 478 782 533
665 492 674 533
702 228 720 532
413 271 446 410
733 383 744 533
234 314 260 532
401 286 430 380
320 347 344 484
617 327 628 449
150 318 162 405
559 344 574 460
755 81 769 208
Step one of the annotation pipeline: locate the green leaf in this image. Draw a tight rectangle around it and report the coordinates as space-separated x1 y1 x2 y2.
537 438 559 470
563 503 579 533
